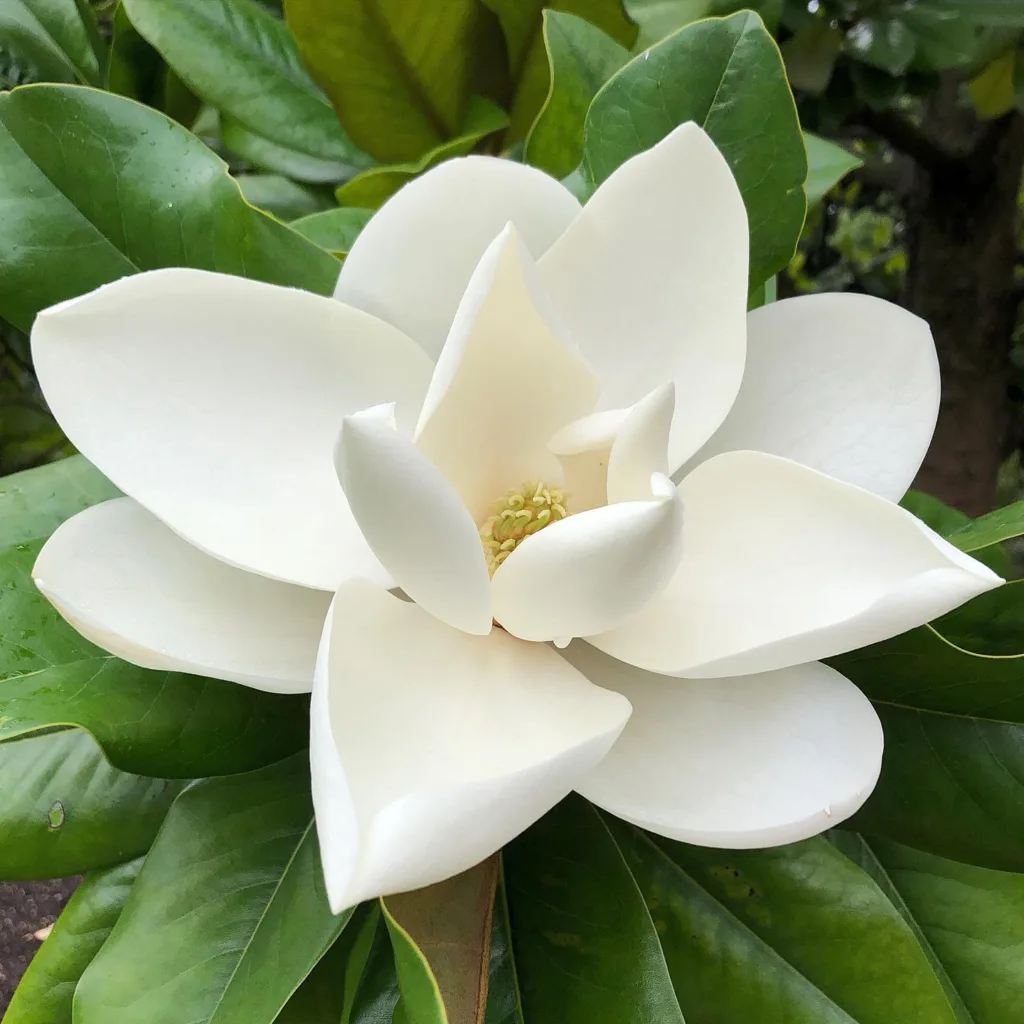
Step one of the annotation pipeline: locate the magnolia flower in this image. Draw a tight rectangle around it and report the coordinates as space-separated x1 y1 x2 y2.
30 123 998 913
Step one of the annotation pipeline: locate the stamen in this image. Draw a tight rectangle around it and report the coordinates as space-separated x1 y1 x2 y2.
479 480 569 576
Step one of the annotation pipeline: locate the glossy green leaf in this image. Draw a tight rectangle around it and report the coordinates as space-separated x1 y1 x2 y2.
121 0 362 163
584 10 807 286
504 795 684 1024
804 132 862 205
945 498 1024 553
383 901 448 1024
0 729 183 879
235 172 335 219
4 858 142 1024
291 207 374 255
0 539 310 778
75 756 349 1024
0 456 118 547
0 0 101 86
0 83 338 333
829 583 1024 872
483 0 637 143
524 10 630 180
284 0 485 163
484 867 524 1024
335 97 508 209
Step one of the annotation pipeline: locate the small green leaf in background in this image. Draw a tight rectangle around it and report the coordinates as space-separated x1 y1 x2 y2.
782 17 844 94
75 755 350 1024
584 10 806 288
336 97 509 209
291 207 374 256
804 132 862 205
968 49 1017 117
121 0 364 164
4 858 142 1024
0 84 338 333
483 0 637 143
0 0 101 86
0 730 183 879
235 173 335 220
504 796 685 1024
524 10 630 180
945 496 1024 552
845 15 917 75
285 0 486 163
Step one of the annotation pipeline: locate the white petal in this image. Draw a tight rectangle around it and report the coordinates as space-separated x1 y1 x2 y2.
415 225 598 521
335 157 582 360
335 406 491 635
310 580 630 912
491 473 683 643
682 294 940 501
589 451 1001 677
32 269 434 591
33 499 330 693
539 122 748 470
564 644 883 847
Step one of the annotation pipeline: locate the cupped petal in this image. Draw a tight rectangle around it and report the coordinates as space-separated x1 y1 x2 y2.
310 580 630 913
563 644 883 847
682 293 940 501
335 405 492 635
32 269 435 591
335 157 582 360
491 473 684 643
538 122 749 470
415 224 598 521
589 451 1001 677
33 499 331 693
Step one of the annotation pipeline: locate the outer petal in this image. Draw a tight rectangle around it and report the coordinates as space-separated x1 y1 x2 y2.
33 499 330 693
563 644 883 847
335 406 492 635
310 580 630 912
491 473 683 643
415 225 598 521
31 269 434 591
539 122 748 470
589 451 1001 677
335 157 582 360
682 294 940 500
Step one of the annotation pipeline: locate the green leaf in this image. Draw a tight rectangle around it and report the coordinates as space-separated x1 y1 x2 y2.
0 456 118 547
804 132 862 205
914 0 1024 27
0 539 310 778
782 18 844 93
235 172 335 220
291 207 374 256
0 730 183 879
221 113 367 183
484 867 524 1024
0 0 101 86
584 10 807 287
383 901 449 1024
284 0 485 163
829 584 1024 872
335 97 509 210
626 0 782 49
0 83 338 333
969 50 1017 118
483 0 637 143
4 859 143 1024
121 0 363 163
524 11 631 180
845 16 917 75
504 795 685 1023
946 498 1024 553
75 755 350 1024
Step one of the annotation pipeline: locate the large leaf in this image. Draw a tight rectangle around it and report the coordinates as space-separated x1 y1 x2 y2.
804 132 862 204
504 795 685 1023
0 539 310 778
583 10 807 287
483 0 637 142
829 584 1024 873
284 0 486 163
0 0 101 86
4 859 142 1024
120 0 364 163
75 755 350 1024
0 729 183 879
523 10 631 180
945 498 1024 552
0 83 338 333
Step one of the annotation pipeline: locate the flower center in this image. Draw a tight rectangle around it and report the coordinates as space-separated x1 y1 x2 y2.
479 481 569 576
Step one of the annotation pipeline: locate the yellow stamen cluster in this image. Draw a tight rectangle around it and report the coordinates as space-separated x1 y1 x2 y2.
479 481 568 576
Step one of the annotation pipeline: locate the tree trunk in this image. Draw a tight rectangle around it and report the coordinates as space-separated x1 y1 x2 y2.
907 112 1024 516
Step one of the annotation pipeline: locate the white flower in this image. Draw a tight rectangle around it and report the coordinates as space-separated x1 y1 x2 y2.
30 123 999 913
